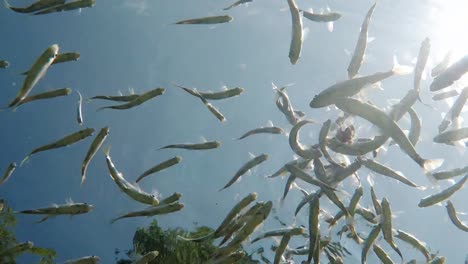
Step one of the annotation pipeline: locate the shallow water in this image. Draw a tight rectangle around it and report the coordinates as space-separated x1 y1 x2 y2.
1 0 468 263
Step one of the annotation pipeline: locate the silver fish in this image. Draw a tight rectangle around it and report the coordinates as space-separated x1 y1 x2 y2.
223 0 252 10
287 0 302 65
362 224 381 264
0 162 16 187
430 54 468 92
173 82 244 100
111 202 184 223
438 86 468 133
347 2 377 79
289 120 322 159
433 127 468 145
418 175 468 207
175 15 233 25
33 0 95 15
431 165 468 181
63 255 100 264
381 198 403 261
15 88 72 108
3 0 64 13
237 126 284 140
431 51 452 77
52 52 80 64
250 227 305 243
19 202 93 223
98 87 165 111
432 89 459 101
358 157 419 188
414 38 431 91
135 156 182 183
90 94 140 102
0 60 10 68
395 230 430 262
159 141 220 150
445 200 468 232
76 90 83 125
220 154 268 190
407 107 421 146
81 127 109 184
372 244 395 264
302 9 341 23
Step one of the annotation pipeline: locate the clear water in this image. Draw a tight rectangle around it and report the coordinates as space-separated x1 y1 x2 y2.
1 0 467 263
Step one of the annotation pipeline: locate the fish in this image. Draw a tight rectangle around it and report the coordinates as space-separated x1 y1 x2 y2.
250 227 306 243
358 157 419 188
407 107 421 146
428 256 446 264
273 84 300 125
90 94 140 102
372 244 395 264
194 90 226 122
355 207 378 224
418 175 468 207
438 86 468 133
172 82 244 100
370 186 382 216
361 224 381 264
174 15 233 24
433 127 468 145
302 9 341 23
0 241 34 258
445 200 468 232
381 198 403 261
0 162 16 187
0 60 10 68
6 44 59 108
159 192 182 205
347 2 377 79
213 193 257 236
133 251 159 264
287 0 303 64
274 235 291 264
388 88 419 121
319 119 340 166
395 230 431 262
308 195 320 264
63 255 100 264
33 0 96 15
311 60 411 108
237 126 284 140
220 153 268 190
135 156 182 183
15 88 72 108
285 164 336 191
430 54 468 92
110 202 184 223
431 51 452 77
52 52 80 65
430 165 468 181
432 89 459 101
81 127 109 184
223 0 252 10
98 87 165 111
158 141 220 150
3 0 64 13
289 120 322 159
21 128 95 166
19 202 93 223
333 97 443 174
327 136 388 156
104 147 159 206
76 90 83 125
413 38 431 91
268 158 310 178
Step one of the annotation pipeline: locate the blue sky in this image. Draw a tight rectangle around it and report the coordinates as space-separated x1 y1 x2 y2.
1 0 468 263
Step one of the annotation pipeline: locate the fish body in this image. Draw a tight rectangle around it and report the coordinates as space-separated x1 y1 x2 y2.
445 200 468 232
310 69 394 108
111 202 184 223
15 88 72 107
362 224 381 264
308 196 320 264
414 38 431 91
237 126 284 140
135 156 182 183
428 256 446 264
33 0 95 15
302 10 341 22
407 107 421 146
431 51 451 77
381 198 403 260
433 127 468 144
372 244 395 264
175 15 233 24
223 0 252 10
220 154 268 190
432 90 458 101
334 97 441 172
20 203 93 222
327 136 387 156
194 90 226 122
439 86 468 132
52 52 80 64
173 83 244 100
285 164 335 191
0 60 9 68
214 192 257 236
274 86 300 125
359 158 418 187
63 256 100 264
0 241 34 258
347 2 377 79
274 235 291 264
22 128 94 166
0 162 16 186
4 0 64 13
395 230 430 262
159 192 181 205
388 89 419 121
76 90 83 125
98 87 164 110
159 141 220 150
81 127 109 184
91 94 140 102
251 227 306 243
431 165 468 181
418 175 468 207
287 0 302 64
289 120 322 159
430 54 468 92
8 44 59 108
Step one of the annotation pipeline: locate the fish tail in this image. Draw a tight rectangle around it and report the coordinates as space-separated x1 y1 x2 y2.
20 155 30 167
420 158 444 173
391 55 413 75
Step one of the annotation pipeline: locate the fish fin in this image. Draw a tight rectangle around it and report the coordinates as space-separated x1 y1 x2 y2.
102 145 111 157
327 21 334 32
422 159 444 173
391 56 413 75
20 155 31 167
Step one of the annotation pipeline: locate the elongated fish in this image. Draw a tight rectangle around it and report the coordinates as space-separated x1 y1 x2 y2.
407 107 421 146
133 251 159 264
347 2 377 79
15 88 72 108
21 128 94 166
172 82 244 100
220 154 268 190
381 198 403 261
432 89 458 101
19 202 93 223
223 0 252 10
414 38 431 91
430 54 468 91
289 120 322 159
237 126 284 140
372 244 395 264
174 15 233 24
395 230 430 262
333 97 442 173
0 162 16 187
76 90 83 125
311 61 410 108
359 158 419 188
63 256 100 264
6 44 59 108
98 87 165 111
159 192 181 205
430 165 468 181
274 235 291 264
362 224 381 264
159 140 220 150
91 94 140 102
111 202 184 223
434 127 468 145
438 86 468 133
302 9 341 23
273 84 300 125
104 148 159 206
33 0 96 15
0 241 34 258
250 227 305 243
3 0 64 13
431 51 451 77
418 175 468 207
81 127 109 184
135 156 182 183
194 90 226 122
0 60 10 68
445 200 468 232
287 0 302 64
21 52 80 75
